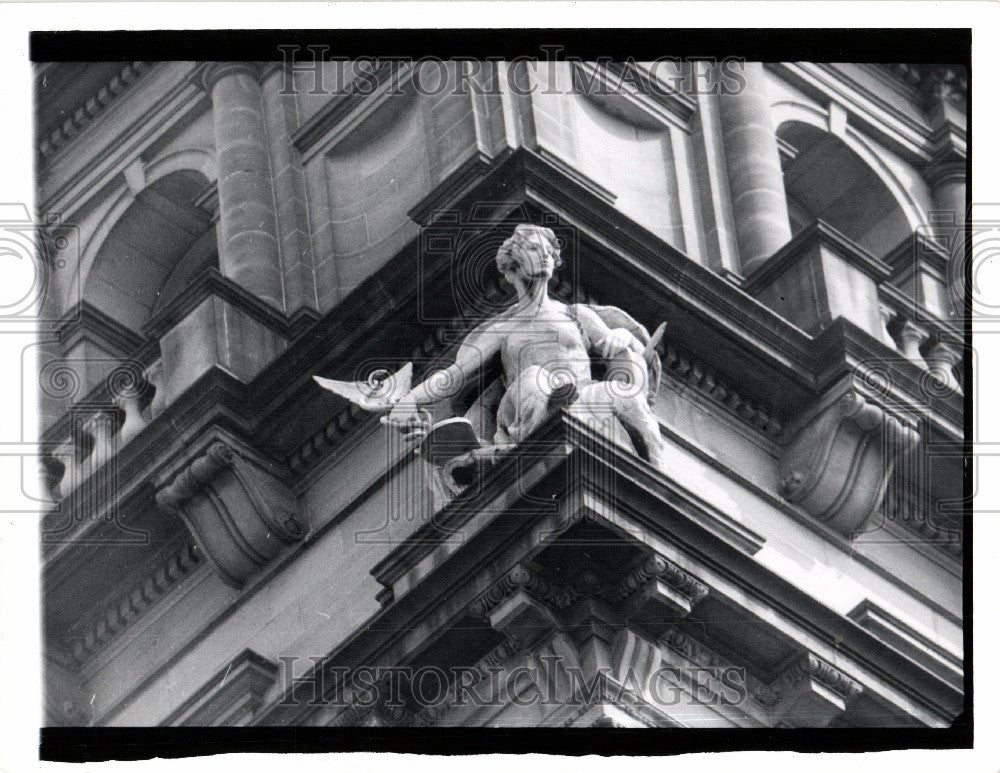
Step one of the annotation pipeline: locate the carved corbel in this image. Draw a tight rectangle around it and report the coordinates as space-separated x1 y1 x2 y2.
769 652 863 727
472 565 577 650
156 440 304 588
613 553 710 630
778 386 920 538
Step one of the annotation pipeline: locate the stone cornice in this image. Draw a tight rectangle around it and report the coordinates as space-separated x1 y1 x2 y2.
39 62 209 217
40 267 318 450
257 411 963 726
884 230 950 278
743 220 892 296
38 61 151 161
141 265 319 341
471 564 580 620
773 651 864 702
69 541 202 667
58 301 146 357
612 553 709 608
41 368 252 560
661 341 783 439
848 599 963 690
814 318 962 434
887 64 968 110
161 649 278 726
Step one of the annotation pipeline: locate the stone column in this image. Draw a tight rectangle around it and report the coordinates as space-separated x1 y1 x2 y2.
928 161 966 242
716 62 792 274
202 62 284 310
920 66 967 319
928 158 966 321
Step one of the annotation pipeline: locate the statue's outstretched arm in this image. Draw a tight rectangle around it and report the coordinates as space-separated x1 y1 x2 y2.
384 320 502 432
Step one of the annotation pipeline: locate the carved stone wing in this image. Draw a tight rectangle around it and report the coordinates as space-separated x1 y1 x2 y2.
582 304 664 401
313 362 413 412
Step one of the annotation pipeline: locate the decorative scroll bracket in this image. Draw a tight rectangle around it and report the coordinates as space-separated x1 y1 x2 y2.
778 382 920 538
155 436 304 588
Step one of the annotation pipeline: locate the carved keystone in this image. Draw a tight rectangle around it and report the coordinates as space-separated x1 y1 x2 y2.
778 385 919 538
156 440 304 587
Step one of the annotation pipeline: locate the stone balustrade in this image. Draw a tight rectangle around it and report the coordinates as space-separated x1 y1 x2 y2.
878 286 963 394
43 370 158 502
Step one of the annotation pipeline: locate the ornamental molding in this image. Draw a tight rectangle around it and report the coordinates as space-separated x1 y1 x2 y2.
471 564 580 621
155 437 305 587
611 552 710 622
778 381 920 538
70 541 202 666
161 649 279 726
38 62 151 160
660 342 783 438
887 64 968 110
773 651 864 702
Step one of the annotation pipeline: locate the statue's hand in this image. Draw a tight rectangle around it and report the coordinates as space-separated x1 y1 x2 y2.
598 327 642 359
381 401 432 445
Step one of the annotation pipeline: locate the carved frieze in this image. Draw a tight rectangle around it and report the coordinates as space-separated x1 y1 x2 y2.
778 384 920 538
155 439 304 588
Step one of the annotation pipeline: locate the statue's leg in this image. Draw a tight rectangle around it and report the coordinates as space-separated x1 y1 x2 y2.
496 366 555 444
614 397 669 473
575 382 668 472
570 383 637 455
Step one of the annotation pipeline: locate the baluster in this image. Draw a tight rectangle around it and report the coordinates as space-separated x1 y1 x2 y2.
144 360 164 419
878 303 899 351
115 389 149 445
897 318 930 368
81 411 115 474
53 436 80 494
924 341 962 393
39 455 65 501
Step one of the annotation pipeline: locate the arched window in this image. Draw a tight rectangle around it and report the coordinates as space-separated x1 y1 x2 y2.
777 121 912 259
83 169 216 332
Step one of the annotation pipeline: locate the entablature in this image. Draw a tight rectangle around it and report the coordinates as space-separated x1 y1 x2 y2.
256 411 963 728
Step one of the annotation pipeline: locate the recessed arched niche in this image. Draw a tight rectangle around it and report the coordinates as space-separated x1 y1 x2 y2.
777 121 912 259
84 169 216 332
324 84 429 296
531 63 689 254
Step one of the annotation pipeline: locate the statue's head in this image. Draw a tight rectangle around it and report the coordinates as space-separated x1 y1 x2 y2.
495 225 562 286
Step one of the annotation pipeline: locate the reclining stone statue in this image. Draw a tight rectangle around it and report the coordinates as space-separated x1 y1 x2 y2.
315 224 668 486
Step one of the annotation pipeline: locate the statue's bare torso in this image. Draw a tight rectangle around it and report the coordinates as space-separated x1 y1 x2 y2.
493 302 592 385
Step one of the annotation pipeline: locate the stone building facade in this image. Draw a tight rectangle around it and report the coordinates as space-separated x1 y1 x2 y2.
37 57 967 730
